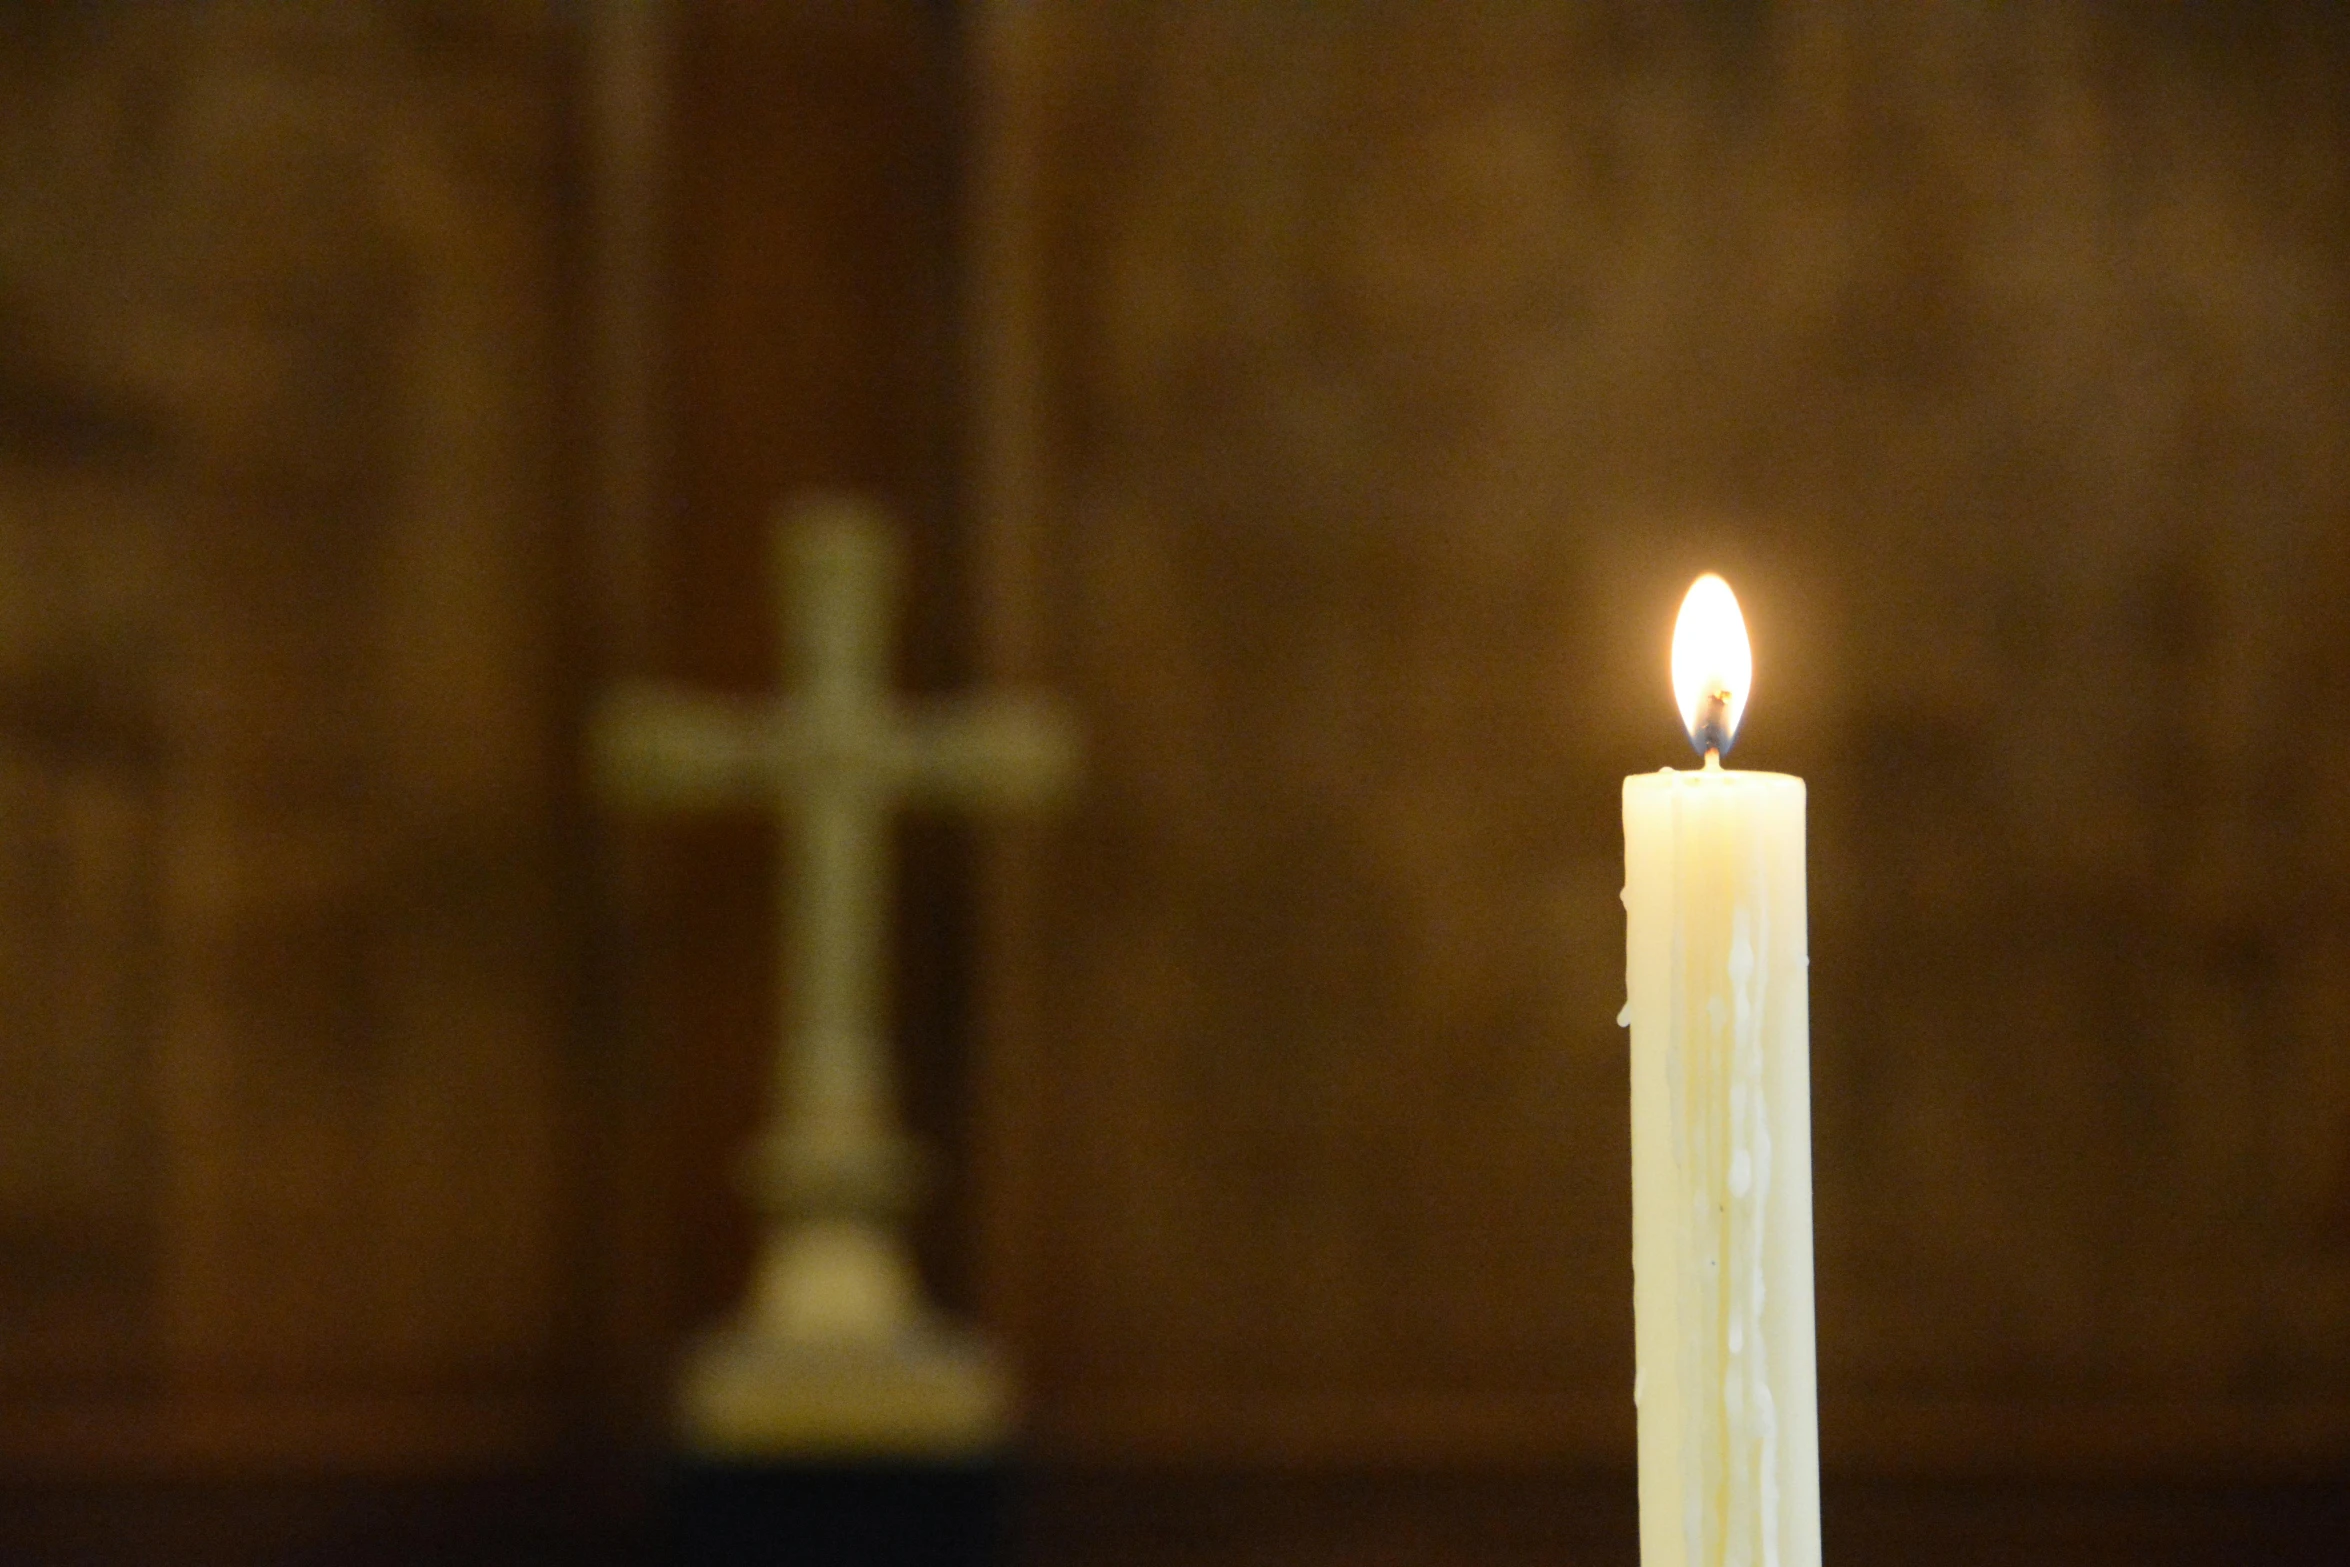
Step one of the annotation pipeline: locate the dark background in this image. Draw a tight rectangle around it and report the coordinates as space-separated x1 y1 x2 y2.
1 3 2347 1562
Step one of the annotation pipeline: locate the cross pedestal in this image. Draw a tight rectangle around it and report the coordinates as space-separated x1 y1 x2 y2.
596 496 1077 1562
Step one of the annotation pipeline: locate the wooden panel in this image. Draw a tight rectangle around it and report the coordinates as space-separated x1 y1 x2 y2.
0 2 588 1473
971 0 2350 1475
649 0 973 1347
0 472 165 1397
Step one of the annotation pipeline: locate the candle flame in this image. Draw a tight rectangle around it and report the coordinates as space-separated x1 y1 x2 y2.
1671 573 1751 757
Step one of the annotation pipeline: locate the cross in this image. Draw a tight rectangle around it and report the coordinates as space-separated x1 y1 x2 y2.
595 495 1076 1448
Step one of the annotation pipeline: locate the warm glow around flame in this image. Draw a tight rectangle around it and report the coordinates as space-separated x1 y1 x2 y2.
1672 573 1752 752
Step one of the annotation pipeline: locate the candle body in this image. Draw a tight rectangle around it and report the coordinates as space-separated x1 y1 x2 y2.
1623 768 1819 1567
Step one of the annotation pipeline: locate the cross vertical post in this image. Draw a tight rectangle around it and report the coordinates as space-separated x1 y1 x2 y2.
595 494 1078 1457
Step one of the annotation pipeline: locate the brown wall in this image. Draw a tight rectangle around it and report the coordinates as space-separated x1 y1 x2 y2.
970 2 2350 1560
0 2 619 1560
5 3 2350 1565
0 5 983 1556
650 0 976 1345
0 0 583 1462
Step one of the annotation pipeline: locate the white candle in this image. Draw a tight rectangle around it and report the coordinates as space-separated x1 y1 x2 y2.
1622 575 1821 1567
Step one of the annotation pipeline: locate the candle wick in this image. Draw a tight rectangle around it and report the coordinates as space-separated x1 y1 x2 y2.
1688 683 1736 762
1704 748 1723 772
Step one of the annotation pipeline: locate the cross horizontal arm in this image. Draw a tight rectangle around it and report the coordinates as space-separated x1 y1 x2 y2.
597 683 1083 813
593 682 782 808
894 694 1082 807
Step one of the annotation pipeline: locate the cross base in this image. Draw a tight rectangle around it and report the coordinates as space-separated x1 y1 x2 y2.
677 1321 1013 1461
678 1211 1012 1457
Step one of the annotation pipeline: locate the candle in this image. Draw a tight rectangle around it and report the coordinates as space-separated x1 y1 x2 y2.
1622 575 1821 1567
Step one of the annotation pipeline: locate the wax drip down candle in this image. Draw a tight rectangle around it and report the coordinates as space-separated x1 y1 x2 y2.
1621 575 1821 1567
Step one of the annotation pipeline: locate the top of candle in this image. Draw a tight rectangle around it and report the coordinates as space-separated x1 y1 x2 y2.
1672 573 1751 760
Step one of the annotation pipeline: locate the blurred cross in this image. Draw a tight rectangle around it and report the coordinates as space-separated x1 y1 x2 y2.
596 494 1078 1455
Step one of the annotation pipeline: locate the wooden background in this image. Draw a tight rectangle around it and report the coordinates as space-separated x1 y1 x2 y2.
965 1 2350 1559
0 0 585 1480
0 3 630 1560
973 0 2350 1465
1 2 2348 1563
